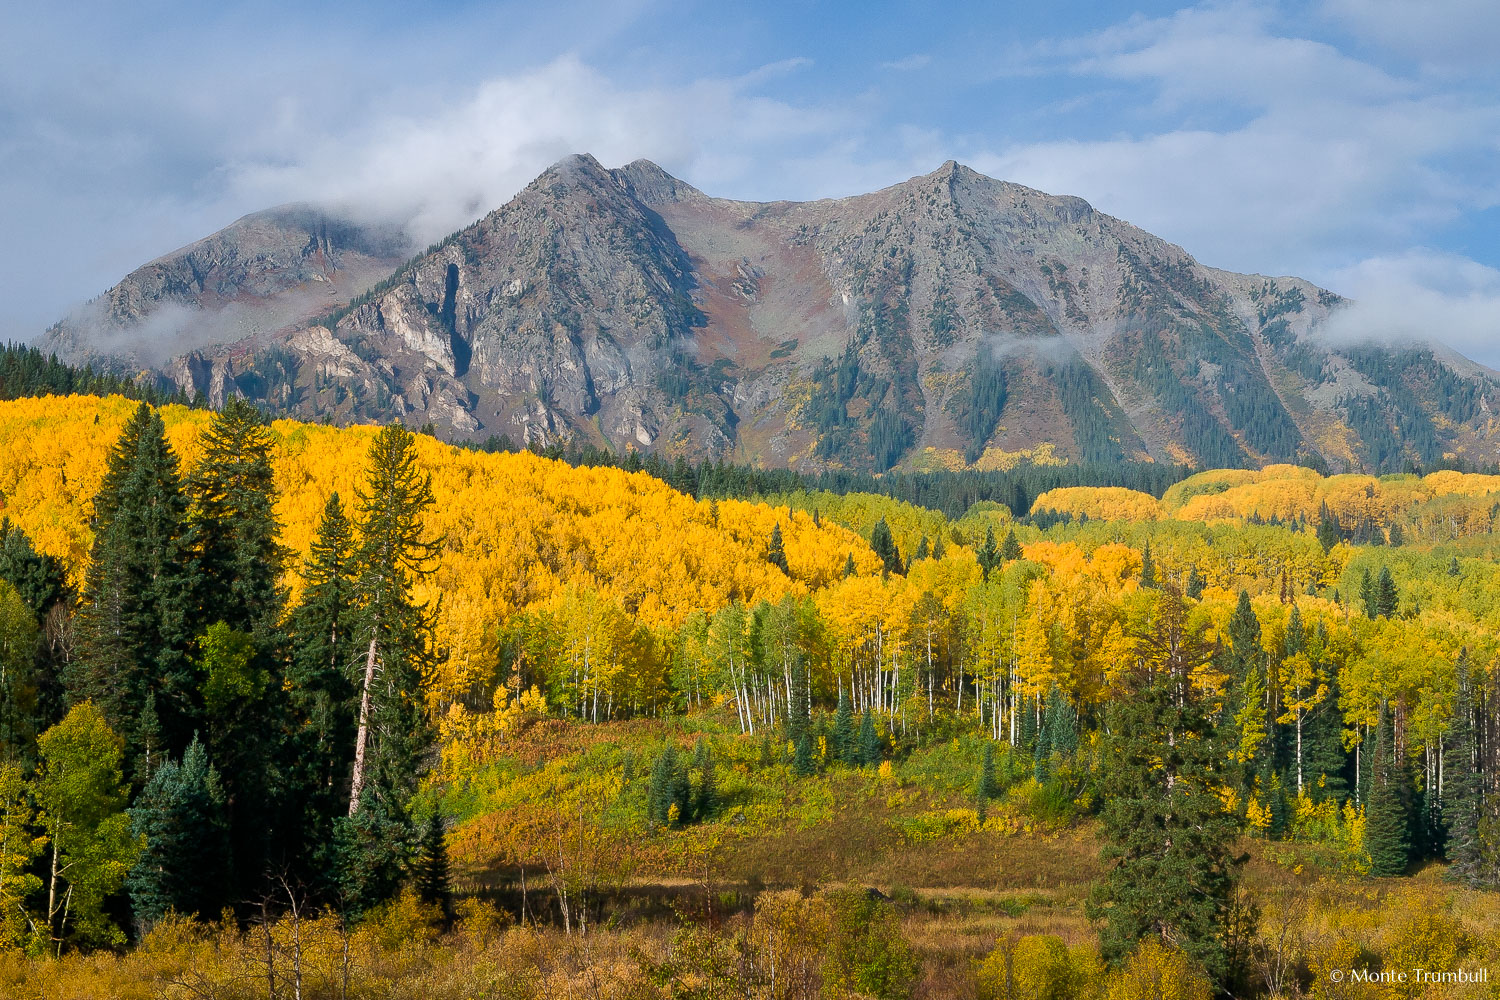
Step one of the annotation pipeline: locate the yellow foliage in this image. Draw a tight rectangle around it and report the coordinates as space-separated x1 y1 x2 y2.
1105 939 1212 1000
1031 487 1162 522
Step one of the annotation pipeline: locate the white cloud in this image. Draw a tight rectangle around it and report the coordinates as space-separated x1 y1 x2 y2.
1316 251 1500 370
1321 0 1500 71
881 54 931 72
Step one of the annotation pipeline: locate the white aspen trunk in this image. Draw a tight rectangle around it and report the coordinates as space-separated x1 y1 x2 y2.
348 631 380 815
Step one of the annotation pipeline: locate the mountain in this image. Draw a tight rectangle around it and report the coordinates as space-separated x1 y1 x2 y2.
41 205 410 370
41 156 1500 472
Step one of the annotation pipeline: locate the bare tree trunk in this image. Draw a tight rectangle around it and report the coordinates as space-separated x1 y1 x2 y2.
349 631 380 815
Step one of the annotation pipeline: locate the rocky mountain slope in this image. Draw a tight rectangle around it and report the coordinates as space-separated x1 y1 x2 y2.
42 156 1500 472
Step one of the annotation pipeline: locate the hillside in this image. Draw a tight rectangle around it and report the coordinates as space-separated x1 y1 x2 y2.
41 157 1500 474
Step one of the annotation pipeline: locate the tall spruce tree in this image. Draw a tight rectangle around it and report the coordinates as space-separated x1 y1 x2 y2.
857 709 881 766
870 518 904 577
347 424 439 817
1000 528 1023 562
286 495 360 840
1088 669 1247 987
71 403 196 766
977 527 999 581
339 424 440 910
1444 652 1484 885
127 737 229 930
766 523 790 575
833 689 856 765
1364 704 1409 877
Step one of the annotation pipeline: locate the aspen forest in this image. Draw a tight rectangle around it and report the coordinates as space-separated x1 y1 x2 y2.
0 391 1498 999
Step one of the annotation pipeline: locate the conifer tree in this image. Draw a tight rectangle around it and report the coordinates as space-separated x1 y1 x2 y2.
843 553 856 578
184 397 288 638
1375 567 1399 619
1360 569 1377 620
414 811 452 921
833 690 856 765
127 736 229 930
1139 541 1157 589
870 518 904 577
912 536 930 562
1087 670 1246 986
857 710 881 766
766 523 790 575
1316 503 1341 553
1000 528 1022 562
286 494 360 834
692 738 717 820
1364 705 1409 877
977 527 999 581
347 425 439 817
71 403 196 765
1444 652 1484 885
1185 565 1205 600
932 535 946 560
793 730 814 776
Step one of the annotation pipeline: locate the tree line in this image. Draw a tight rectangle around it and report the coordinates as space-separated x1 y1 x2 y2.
0 399 443 953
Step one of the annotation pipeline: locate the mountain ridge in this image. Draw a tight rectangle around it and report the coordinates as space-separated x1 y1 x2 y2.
37 155 1500 473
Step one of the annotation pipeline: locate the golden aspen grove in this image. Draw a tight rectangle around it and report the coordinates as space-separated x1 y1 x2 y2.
0 392 1498 999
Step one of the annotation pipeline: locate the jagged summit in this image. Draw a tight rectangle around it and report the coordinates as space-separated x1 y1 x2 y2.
38 155 1500 473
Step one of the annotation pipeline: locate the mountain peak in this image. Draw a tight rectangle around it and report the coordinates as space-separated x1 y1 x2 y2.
612 159 703 206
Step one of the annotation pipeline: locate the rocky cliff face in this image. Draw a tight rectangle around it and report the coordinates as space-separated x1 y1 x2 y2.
41 205 410 375
43 157 1500 473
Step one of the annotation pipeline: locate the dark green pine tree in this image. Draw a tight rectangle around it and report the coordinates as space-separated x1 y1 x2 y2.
832 690 856 765
793 730 815 777
977 527 999 581
1000 528 1022 562
183 396 290 638
1316 502 1342 553
0 517 69 617
1185 565 1206 600
977 741 996 822
766 523 790 575
1139 541 1157 589
870 518 904 577
1443 652 1484 885
1364 704 1410 877
857 709 882 766
1375 567 1399 619
912 536 930 562
70 402 197 765
1300 673 1348 804
184 397 293 899
339 424 441 908
843 553 857 578
1448 556 1461 577
1087 671 1247 987
1360 568 1378 620
692 738 718 820
127 736 230 931
286 495 361 870
647 746 678 826
1387 522 1404 546
414 811 453 921
931 535 946 560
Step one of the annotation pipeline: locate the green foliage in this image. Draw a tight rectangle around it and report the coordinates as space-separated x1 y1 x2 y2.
823 887 918 1000
1088 668 1246 986
127 737 228 929
34 703 141 951
1364 706 1409 877
869 517 904 576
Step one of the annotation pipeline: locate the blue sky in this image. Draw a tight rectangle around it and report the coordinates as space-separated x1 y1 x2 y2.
4 0 1498 364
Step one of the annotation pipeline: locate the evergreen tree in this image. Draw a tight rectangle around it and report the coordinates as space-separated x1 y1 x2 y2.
1364 705 1409 877
912 536 930 562
347 425 440 818
931 536 945 560
977 527 999 581
793 730 814 777
341 425 440 909
71 403 197 766
1316 503 1341 553
183 397 289 638
692 738 718 820
0 517 69 618
979 740 997 799
414 811 452 920
1088 672 1247 987
127 736 229 930
1000 528 1022 562
1139 541 1157 589
766 523 790 575
647 746 677 826
843 553 856 578
1185 565 1205 600
832 690 856 765
1444 652 1484 885
1375 567 1399 619
1360 568 1378 620
857 710 881 766
1035 687 1078 783
1448 556 1461 577
286 495 360 842
869 518 904 576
